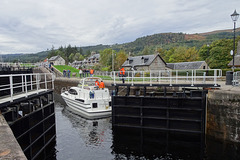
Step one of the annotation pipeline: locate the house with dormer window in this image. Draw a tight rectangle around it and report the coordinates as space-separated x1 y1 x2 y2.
121 54 167 71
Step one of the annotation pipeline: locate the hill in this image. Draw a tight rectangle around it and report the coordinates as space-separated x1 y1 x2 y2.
2 28 240 62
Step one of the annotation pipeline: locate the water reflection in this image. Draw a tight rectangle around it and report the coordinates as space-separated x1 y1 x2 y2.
54 93 240 160
112 127 205 160
54 102 114 160
61 107 111 147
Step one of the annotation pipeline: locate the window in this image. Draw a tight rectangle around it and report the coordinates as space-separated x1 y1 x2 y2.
69 89 78 95
144 58 149 63
129 60 133 64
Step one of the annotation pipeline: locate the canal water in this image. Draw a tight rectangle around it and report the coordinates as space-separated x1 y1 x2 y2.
53 94 240 160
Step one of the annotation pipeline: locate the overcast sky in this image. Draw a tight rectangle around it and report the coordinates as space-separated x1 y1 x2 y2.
0 0 239 54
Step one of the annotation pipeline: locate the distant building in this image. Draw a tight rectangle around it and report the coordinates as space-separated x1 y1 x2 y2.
166 61 210 70
228 41 240 68
48 55 65 65
72 52 100 69
121 54 167 71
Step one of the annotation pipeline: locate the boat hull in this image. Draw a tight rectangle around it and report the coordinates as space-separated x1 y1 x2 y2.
61 93 111 119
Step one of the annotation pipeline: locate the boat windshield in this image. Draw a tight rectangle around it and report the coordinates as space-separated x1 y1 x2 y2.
78 77 102 88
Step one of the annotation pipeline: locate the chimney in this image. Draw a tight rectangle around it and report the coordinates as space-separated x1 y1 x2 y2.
141 57 144 64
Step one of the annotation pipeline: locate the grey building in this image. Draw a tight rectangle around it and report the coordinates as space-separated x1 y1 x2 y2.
48 55 65 65
166 61 209 70
228 41 240 68
121 54 167 71
72 53 100 69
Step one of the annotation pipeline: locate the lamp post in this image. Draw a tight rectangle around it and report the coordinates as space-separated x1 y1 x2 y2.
231 9 239 71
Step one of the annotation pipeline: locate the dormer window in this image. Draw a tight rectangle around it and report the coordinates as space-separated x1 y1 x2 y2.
129 60 133 64
144 58 149 63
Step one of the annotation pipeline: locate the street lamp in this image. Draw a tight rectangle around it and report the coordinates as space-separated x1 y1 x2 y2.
231 9 239 71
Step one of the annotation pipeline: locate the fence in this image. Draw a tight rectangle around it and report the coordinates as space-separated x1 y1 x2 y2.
111 69 222 87
0 73 55 103
233 71 240 86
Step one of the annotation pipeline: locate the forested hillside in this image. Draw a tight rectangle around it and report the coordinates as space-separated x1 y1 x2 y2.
2 28 240 66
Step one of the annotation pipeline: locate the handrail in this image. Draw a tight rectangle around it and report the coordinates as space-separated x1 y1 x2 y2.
111 69 222 87
0 73 55 102
233 71 240 86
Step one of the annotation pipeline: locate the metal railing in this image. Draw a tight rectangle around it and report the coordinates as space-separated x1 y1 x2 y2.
0 73 55 102
111 69 222 86
233 71 240 86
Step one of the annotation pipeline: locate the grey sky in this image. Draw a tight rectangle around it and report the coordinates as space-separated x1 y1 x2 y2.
0 0 239 54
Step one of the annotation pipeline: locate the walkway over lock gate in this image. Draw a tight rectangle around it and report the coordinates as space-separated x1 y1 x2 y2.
111 69 222 87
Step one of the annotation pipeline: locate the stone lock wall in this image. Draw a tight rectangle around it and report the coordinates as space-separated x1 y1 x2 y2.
207 90 240 142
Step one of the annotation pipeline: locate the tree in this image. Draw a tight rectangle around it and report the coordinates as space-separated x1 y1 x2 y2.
79 47 83 54
69 53 75 62
167 46 199 63
47 45 57 58
207 39 232 68
142 46 150 55
115 50 128 70
100 48 112 69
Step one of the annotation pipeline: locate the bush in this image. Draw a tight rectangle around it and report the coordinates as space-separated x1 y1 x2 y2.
144 72 150 77
135 73 141 77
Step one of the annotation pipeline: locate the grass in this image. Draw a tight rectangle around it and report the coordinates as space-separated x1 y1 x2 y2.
54 65 80 77
54 65 112 79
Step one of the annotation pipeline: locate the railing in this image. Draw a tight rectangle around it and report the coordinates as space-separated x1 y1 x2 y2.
61 87 110 101
94 71 111 76
111 69 222 86
233 71 240 86
0 73 55 102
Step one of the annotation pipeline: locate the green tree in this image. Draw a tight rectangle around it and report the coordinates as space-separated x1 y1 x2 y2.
199 44 210 61
142 46 150 55
100 48 112 70
207 39 232 68
115 50 128 70
69 53 75 62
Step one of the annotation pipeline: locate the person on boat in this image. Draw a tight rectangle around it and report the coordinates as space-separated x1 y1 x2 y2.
95 80 100 87
90 68 94 77
99 80 105 89
89 89 95 99
119 67 125 83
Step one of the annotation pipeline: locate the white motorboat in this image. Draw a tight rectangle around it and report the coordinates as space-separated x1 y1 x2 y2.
61 77 112 119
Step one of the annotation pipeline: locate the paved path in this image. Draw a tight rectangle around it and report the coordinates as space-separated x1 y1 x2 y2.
0 114 27 160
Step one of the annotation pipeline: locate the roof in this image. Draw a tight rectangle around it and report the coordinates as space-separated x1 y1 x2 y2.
88 54 100 60
228 41 240 66
228 55 240 66
166 61 206 70
49 55 60 61
122 54 166 67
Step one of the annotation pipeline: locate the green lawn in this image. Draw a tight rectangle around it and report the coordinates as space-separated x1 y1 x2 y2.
54 65 111 79
54 65 79 73
54 65 80 77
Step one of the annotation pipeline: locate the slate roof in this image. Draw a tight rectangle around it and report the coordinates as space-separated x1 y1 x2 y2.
228 41 240 66
122 54 166 67
228 55 240 66
88 53 100 60
166 61 206 70
49 55 60 61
